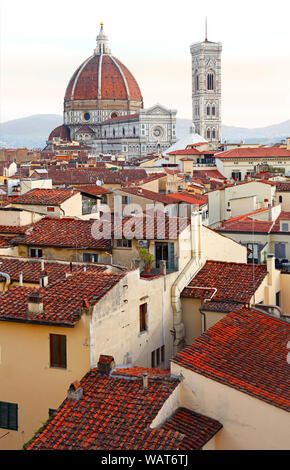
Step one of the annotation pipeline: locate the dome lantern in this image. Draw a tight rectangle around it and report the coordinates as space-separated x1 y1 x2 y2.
95 22 111 55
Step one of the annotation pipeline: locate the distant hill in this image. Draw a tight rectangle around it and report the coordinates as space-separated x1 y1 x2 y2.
0 114 63 149
0 114 289 149
177 118 290 145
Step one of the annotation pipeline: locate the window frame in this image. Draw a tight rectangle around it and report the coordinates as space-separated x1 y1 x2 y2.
0 401 18 431
82 253 99 263
116 239 132 248
29 247 43 258
139 303 147 332
49 334 67 369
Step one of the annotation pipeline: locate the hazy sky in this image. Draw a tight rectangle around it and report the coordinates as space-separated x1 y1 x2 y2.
1 0 290 128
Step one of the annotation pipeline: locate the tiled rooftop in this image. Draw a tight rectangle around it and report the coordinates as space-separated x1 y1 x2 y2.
0 237 13 248
163 407 222 450
181 260 267 303
0 270 125 326
0 224 31 235
119 187 175 204
10 189 79 206
12 217 111 250
25 367 222 450
216 217 274 233
0 256 105 284
108 215 190 240
216 210 290 234
74 184 112 196
168 149 201 155
167 191 208 206
173 308 290 411
45 168 148 186
275 182 290 192
215 147 290 159
271 211 290 233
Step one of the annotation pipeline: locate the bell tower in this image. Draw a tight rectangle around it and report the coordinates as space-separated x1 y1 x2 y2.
190 27 222 146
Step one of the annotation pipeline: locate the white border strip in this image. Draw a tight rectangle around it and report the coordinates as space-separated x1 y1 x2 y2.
110 56 130 100
71 55 94 100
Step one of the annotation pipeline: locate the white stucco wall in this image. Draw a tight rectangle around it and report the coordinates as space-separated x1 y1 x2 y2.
171 363 290 450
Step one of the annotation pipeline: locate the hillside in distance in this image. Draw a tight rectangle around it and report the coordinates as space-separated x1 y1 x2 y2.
0 114 63 149
0 114 289 149
177 119 290 144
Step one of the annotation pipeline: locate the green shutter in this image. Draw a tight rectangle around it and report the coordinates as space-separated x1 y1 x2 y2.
0 402 18 430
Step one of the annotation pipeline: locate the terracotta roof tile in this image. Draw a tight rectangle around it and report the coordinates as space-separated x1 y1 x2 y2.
11 189 79 206
181 260 267 303
163 407 222 450
216 217 274 234
0 270 124 326
215 147 290 159
270 211 290 233
0 256 105 284
167 191 208 206
13 217 111 250
74 184 112 196
25 368 222 450
275 182 290 192
45 168 148 186
0 224 31 235
173 308 290 411
119 187 175 204
0 237 13 248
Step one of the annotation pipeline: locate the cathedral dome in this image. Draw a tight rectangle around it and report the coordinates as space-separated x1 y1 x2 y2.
48 124 71 142
64 24 143 116
64 54 143 103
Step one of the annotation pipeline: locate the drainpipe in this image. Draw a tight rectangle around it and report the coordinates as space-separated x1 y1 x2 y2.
170 211 204 355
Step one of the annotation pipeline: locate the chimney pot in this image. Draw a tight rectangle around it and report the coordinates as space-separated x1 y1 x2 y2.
67 381 83 401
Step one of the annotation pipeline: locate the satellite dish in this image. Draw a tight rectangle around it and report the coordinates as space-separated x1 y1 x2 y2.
96 180 102 186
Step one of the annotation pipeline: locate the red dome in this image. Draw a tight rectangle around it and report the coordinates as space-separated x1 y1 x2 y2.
48 125 71 141
64 55 143 103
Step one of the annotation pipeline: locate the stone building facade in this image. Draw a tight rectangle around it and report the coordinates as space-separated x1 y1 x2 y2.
190 36 222 145
47 24 177 158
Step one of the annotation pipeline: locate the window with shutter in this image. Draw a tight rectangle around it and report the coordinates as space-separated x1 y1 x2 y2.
0 401 18 431
50 334 67 368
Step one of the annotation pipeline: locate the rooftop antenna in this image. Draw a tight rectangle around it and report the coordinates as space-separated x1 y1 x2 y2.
205 16 208 41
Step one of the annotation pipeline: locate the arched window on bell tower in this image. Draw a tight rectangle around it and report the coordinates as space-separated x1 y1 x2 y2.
212 128 216 139
195 71 199 91
206 128 211 139
212 105 216 116
207 72 214 91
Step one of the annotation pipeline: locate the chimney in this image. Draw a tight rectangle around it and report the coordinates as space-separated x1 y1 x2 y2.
19 272 23 287
97 355 115 375
28 292 43 314
40 270 48 287
267 253 275 286
142 373 148 389
67 381 83 401
41 260 45 271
